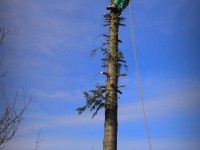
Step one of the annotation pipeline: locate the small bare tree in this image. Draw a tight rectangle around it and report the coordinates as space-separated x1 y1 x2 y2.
0 28 33 149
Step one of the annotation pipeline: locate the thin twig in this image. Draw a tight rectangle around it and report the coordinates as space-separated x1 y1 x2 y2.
34 130 42 150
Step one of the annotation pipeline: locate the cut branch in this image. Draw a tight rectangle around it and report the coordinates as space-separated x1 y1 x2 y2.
117 73 127 77
100 71 108 76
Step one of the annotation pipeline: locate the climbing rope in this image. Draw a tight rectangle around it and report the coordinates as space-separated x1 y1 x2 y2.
128 2 153 150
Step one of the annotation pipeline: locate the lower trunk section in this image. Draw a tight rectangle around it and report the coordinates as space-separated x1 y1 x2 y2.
103 108 118 150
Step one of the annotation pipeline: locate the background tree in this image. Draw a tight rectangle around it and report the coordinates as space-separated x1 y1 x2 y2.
0 27 33 149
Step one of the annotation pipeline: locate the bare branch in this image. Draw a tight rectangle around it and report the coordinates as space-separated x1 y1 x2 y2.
0 89 33 148
0 28 9 45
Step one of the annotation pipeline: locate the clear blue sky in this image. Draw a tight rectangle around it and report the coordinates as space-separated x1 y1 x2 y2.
0 0 200 150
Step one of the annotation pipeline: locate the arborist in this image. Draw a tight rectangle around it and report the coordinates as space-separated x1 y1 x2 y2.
106 0 131 12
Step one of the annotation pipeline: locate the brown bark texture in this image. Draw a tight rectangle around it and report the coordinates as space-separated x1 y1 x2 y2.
103 3 119 150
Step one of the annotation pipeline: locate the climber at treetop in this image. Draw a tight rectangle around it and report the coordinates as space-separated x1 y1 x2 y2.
106 0 131 12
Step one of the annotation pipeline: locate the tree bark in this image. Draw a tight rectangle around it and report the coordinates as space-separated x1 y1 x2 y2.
103 2 119 150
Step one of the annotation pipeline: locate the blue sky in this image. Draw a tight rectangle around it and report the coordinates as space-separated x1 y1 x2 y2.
0 0 200 150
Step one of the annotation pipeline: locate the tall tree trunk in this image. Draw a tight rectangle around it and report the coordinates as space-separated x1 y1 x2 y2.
103 2 119 150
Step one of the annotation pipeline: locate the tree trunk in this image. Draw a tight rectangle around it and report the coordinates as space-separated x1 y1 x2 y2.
103 2 119 150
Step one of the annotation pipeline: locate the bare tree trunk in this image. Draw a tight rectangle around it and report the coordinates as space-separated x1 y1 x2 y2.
77 2 126 149
103 2 119 150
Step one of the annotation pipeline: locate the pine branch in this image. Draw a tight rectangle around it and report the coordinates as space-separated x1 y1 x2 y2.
76 84 106 118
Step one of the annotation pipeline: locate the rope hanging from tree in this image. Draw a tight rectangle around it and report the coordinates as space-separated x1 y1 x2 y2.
128 1 153 150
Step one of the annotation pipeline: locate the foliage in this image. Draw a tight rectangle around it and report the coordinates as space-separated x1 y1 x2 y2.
76 84 106 118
